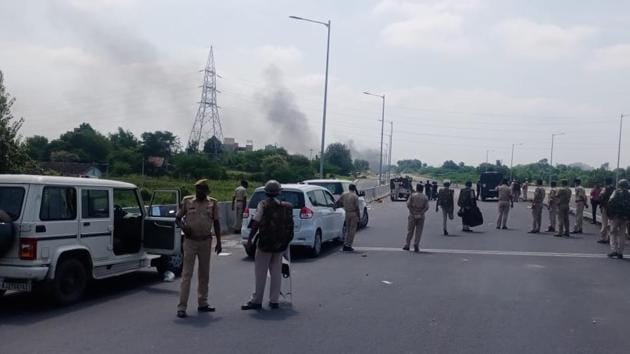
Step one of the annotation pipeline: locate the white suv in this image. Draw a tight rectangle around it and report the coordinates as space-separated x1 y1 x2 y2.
241 184 346 258
0 175 183 305
302 179 369 228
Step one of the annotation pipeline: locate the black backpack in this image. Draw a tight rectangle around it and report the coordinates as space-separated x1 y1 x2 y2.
607 189 630 220
257 199 294 253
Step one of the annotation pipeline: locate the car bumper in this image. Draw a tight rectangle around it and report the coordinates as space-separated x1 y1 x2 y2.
241 225 317 248
0 265 49 281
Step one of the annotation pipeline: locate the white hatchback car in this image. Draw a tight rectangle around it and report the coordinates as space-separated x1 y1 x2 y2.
302 179 369 228
241 184 345 258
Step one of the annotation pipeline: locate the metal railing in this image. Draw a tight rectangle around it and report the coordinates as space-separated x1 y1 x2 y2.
361 185 391 203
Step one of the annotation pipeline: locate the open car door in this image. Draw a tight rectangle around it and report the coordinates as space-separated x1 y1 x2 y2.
143 189 182 255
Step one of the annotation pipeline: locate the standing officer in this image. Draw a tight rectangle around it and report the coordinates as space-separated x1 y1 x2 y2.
496 179 513 229
432 181 439 200
547 181 559 233
511 180 521 203
405 183 429 252
598 177 615 244
242 180 293 310
555 180 572 237
337 184 360 252
590 183 602 224
522 180 529 202
176 179 222 318
528 179 546 234
606 179 630 259
457 181 476 232
425 180 432 200
231 180 249 234
436 180 454 235
572 179 588 234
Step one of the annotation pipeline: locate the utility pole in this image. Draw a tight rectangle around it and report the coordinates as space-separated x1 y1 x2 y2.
616 114 626 184
510 143 523 181
388 121 393 182
549 132 565 186
364 91 386 185
187 46 223 156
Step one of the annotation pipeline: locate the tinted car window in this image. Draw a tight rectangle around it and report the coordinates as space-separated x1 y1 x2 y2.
0 187 26 221
82 190 110 219
314 190 329 207
40 187 77 221
248 191 305 209
308 182 344 195
323 191 336 206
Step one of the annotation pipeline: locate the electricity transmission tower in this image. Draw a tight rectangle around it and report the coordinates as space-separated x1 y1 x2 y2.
187 46 223 155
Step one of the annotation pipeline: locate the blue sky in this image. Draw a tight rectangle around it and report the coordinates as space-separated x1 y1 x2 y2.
1 0 629 168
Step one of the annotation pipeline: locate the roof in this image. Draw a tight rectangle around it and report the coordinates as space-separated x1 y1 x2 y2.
253 183 326 192
40 162 102 176
302 179 352 184
0 174 137 189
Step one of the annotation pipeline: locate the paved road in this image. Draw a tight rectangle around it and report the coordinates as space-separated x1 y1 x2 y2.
1 199 629 354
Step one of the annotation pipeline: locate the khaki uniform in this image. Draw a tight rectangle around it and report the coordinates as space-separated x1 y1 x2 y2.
548 188 558 231
232 186 248 231
599 186 615 241
338 191 360 247
556 187 572 236
250 198 289 305
574 186 587 232
497 184 512 228
522 183 529 202
608 190 630 255
437 187 454 233
406 192 429 247
177 196 219 311
531 186 546 232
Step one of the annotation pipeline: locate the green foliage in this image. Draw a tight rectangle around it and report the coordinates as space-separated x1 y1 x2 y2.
141 131 179 158
0 70 32 173
324 143 353 175
171 153 227 180
50 150 81 162
353 159 370 172
24 135 49 161
397 159 423 173
49 123 111 162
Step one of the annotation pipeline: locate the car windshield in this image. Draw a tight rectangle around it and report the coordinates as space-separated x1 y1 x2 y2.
0 187 26 221
307 182 344 195
248 191 305 209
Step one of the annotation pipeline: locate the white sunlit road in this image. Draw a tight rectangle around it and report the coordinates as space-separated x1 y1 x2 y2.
1 198 629 354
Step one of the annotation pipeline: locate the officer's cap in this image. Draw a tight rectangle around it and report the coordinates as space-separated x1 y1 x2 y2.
264 180 282 195
195 179 209 188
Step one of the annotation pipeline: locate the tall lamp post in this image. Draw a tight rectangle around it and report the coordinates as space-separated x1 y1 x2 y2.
290 15 331 179
388 121 393 183
616 114 627 184
364 91 386 185
510 143 524 181
549 132 565 185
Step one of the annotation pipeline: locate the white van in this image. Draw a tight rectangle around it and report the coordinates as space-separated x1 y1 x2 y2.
0 175 182 305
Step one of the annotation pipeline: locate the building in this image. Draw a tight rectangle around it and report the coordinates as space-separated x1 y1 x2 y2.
223 137 253 152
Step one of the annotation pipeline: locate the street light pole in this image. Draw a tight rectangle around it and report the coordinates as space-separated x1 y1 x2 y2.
364 91 386 185
549 132 565 185
290 16 331 179
510 143 523 181
616 114 626 184
388 121 393 182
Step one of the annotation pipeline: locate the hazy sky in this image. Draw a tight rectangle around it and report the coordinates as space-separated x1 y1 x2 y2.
1 0 629 168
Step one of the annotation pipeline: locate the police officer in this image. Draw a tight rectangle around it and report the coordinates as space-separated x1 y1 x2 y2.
555 180 572 237
176 179 222 318
337 184 360 252
607 179 630 259
436 180 454 235
242 180 292 310
425 180 432 199
522 180 529 202
457 181 476 232
571 179 588 234
598 177 615 244
496 179 513 229
231 180 249 234
405 183 429 252
528 179 545 234
547 181 558 233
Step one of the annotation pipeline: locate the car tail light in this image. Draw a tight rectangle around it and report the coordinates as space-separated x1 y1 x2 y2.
300 207 313 219
20 238 37 260
243 208 249 218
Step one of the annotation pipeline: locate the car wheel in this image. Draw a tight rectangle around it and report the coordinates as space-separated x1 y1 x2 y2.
310 231 322 258
155 254 183 277
360 208 369 228
49 258 88 306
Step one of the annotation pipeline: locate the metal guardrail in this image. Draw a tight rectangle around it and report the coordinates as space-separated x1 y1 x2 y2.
361 185 391 203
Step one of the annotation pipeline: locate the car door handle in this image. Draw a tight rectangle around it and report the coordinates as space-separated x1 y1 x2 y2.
35 225 46 233
83 222 91 227
153 222 173 229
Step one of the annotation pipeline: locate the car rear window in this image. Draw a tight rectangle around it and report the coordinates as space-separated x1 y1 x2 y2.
307 182 344 195
248 191 305 209
0 187 25 221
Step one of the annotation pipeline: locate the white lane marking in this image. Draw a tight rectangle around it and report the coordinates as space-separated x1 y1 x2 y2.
353 246 608 259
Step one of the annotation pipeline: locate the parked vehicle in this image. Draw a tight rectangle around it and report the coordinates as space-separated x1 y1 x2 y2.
390 176 413 201
0 175 182 305
302 179 369 228
241 184 346 258
479 172 503 201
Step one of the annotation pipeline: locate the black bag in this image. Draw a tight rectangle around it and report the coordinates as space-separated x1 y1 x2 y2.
464 206 484 227
257 199 294 253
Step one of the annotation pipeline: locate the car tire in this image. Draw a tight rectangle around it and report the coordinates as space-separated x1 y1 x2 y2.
360 208 369 228
49 258 88 306
310 231 322 258
155 254 183 277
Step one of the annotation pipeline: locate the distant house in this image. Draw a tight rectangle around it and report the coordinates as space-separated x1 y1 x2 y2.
40 162 104 178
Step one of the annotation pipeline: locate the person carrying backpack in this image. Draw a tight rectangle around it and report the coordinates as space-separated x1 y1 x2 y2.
606 179 630 259
242 180 294 310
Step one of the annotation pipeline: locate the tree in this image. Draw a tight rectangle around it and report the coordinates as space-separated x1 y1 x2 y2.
324 143 354 175
48 123 111 162
171 153 226 180
50 150 81 162
24 135 49 161
109 128 140 150
0 70 31 173
203 136 223 155
354 159 370 172
442 160 459 170
141 131 179 158
397 159 423 173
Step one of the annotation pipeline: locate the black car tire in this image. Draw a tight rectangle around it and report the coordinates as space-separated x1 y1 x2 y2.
310 231 322 258
155 254 183 277
49 258 88 305
359 208 369 228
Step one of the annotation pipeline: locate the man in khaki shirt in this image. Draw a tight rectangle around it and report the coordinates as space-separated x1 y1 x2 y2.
175 179 222 318
528 179 546 234
547 181 558 232
571 179 588 234
555 180 572 237
337 184 360 252
405 184 429 252
231 180 249 233
496 179 513 229
436 180 454 236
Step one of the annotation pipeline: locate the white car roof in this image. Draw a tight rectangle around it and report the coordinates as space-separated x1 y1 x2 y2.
302 179 351 184
253 183 328 192
0 174 137 189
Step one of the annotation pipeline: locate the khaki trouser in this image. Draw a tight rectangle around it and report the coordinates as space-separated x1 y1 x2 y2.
532 203 543 232
558 204 570 235
233 201 245 231
406 215 425 247
497 201 510 228
251 249 283 304
344 213 359 247
610 218 629 254
178 238 211 311
600 207 610 241
574 201 585 231
441 207 453 232
549 206 558 230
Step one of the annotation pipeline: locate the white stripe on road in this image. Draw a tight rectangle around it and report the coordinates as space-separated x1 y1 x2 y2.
353 247 608 259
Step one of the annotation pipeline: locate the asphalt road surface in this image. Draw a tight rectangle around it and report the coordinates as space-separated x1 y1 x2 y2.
2 198 629 354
